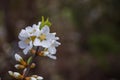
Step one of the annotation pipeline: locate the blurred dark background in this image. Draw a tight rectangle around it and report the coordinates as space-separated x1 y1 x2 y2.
0 0 120 80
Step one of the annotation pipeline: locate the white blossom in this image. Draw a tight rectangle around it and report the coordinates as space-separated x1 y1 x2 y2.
43 40 61 59
18 24 40 54
18 21 60 56
18 29 33 54
33 26 60 48
34 26 50 47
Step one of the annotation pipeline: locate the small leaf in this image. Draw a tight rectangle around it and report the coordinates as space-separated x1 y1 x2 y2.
27 56 32 65
45 18 51 27
42 16 45 23
40 16 51 29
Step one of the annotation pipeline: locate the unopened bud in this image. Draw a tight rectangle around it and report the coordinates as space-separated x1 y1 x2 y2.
8 71 14 76
20 60 27 66
13 72 24 79
15 54 23 62
15 64 25 69
30 63 36 68
25 77 30 80
38 51 44 56
31 49 36 54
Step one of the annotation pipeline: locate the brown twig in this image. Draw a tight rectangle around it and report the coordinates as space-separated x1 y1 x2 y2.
22 47 40 80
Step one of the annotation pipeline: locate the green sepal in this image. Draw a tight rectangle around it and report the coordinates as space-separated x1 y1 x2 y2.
27 56 32 65
40 16 51 30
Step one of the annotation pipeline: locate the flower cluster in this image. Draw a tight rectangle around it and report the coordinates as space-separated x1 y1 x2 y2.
8 17 60 80
18 20 60 59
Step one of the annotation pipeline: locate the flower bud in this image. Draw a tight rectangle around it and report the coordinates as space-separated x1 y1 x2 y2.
30 63 36 69
31 49 36 54
15 54 23 62
32 75 43 80
25 77 30 80
14 72 21 78
37 76 43 80
15 64 25 69
30 77 36 80
8 71 14 76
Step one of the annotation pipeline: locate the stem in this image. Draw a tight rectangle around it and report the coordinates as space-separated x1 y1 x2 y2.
22 47 40 80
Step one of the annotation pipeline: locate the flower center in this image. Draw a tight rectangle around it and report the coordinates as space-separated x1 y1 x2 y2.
25 39 30 44
25 36 36 44
39 34 46 41
30 36 36 41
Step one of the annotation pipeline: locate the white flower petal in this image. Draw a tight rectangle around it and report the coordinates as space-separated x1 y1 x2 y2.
25 26 33 32
33 38 41 46
52 32 56 35
32 24 39 30
46 33 55 40
48 47 56 54
41 26 50 34
47 54 56 60
53 41 61 47
41 40 51 48
23 46 30 55
34 30 41 37
44 51 49 56
18 35 26 40
18 41 28 49
37 76 43 80
19 29 30 38
23 41 32 55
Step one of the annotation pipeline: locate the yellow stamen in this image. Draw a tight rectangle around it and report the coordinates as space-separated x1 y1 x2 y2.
30 36 36 41
39 34 46 41
25 39 30 44
25 36 36 44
